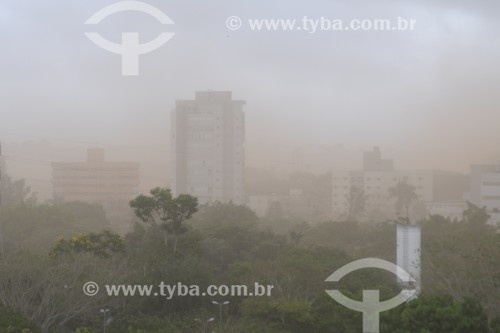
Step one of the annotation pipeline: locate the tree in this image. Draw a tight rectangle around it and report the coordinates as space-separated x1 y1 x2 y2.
463 202 490 225
50 230 124 259
109 314 197 333
189 202 286 271
389 181 418 221
422 218 500 323
0 201 111 256
381 295 489 333
0 175 38 257
289 230 304 245
74 328 94 333
0 175 37 207
0 252 124 333
190 202 258 229
129 188 198 255
0 306 39 333
241 298 314 332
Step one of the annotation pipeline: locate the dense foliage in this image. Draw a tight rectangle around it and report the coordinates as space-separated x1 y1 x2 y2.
0 184 498 332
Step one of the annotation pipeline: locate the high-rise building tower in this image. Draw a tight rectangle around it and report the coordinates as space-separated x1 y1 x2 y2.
171 91 245 204
397 224 421 294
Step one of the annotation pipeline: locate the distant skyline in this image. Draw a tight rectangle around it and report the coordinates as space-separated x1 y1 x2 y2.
2 0 500 181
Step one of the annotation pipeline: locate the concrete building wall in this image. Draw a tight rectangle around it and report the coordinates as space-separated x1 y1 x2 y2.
466 164 500 225
468 165 500 207
171 91 245 204
52 148 140 224
397 224 421 293
331 170 354 218
332 168 433 222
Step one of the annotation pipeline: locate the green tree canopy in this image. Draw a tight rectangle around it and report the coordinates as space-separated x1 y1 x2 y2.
130 188 198 255
50 230 124 259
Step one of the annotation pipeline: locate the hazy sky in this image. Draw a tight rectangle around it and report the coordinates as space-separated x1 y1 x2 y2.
1 0 500 194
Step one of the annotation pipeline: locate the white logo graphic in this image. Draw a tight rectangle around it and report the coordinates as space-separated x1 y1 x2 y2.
325 258 417 333
226 16 243 31
83 281 100 296
85 1 175 76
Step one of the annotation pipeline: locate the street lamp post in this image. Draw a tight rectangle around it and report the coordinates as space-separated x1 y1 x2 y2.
100 308 109 333
212 300 229 333
195 317 215 333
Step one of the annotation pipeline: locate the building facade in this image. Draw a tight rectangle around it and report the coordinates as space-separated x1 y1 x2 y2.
171 91 245 204
52 148 140 224
397 224 421 294
332 148 433 222
466 164 500 210
464 164 500 225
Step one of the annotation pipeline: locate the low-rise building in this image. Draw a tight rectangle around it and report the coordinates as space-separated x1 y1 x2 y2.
464 164 500 226
52 148 140 225
332 148 433 222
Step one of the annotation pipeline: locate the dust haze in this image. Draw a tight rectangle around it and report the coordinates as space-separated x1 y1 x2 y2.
2 1 500 332
1 0 500 197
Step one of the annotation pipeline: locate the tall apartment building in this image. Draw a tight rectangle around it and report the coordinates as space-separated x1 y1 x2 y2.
52 148 140 223
332 148 433 222
171 91 245 204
